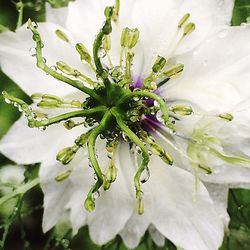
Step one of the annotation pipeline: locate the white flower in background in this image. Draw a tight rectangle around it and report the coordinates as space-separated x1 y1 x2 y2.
0 0 250 249
0 165 25 194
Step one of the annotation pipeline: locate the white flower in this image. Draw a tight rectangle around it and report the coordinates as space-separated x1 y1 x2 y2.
0 1 250 250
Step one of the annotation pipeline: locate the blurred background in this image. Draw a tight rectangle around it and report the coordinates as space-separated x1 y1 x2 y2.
1 0 250 249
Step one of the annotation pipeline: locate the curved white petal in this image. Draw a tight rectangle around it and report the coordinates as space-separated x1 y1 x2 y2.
147 157 224 250
204 183 229 227
87 144 134 245
166 25 250 112
0 23 87 96
148 225 165 247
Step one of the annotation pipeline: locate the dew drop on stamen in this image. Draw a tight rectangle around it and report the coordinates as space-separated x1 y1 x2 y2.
29 47 36 57
98 48 107 58
135 145 142 154
50 65 57 71
140 168 150 184
156 111 164 123
93 191 100 200
154 100 160 108
38 126 46 132
122 132 129 142
4 98 11 104
32 21 38 29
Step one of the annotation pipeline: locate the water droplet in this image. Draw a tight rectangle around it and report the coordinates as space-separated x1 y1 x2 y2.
32 21 38 29
135 146 142 154
98 47 106 58
50 65 57 71
133 97 140 101
156 111 164 123
29 47 36 57
4 98 11 104
38 126 46 131
122 132 129 142
18 105 23 112
93 173 97 180
42 57 47 63
140 168 150 184
154 100 160 107
93 191 100 200
41 43 44 48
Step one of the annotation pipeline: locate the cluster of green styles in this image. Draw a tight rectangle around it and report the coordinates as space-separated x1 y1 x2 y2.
3 1 250 214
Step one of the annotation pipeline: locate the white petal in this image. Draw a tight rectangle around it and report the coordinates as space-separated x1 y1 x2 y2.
40 149 92 232
87 143 134 245
0 116 62 164
132 0 234 76
166 25 250 112
148 225 165 247
0 23 85 96
119 213 150 249
45 3 69 26
64 0 135 50
204 183 230 227
147 157 224 250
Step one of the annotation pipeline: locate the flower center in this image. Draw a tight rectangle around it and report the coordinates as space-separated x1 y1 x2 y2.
3 2 250 215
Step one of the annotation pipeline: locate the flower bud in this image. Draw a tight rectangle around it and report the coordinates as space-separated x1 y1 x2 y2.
163 64 184 78
75 43 91 63
137 198 144 215
64 120 76 130
55 170 72 182
106 162 117 183
55 29 69 43
56 146 78 165
103 35 111 51
218 113 234 121
56 61 75 75
104 6 113 19
183 22 195 36
152 56 167 73
178 13 190 28
151 144 173 165
84 196 95 212
120 27 130 47
75 133 90 147
128 28 140 49
198 164 212 174
170 105 193 116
